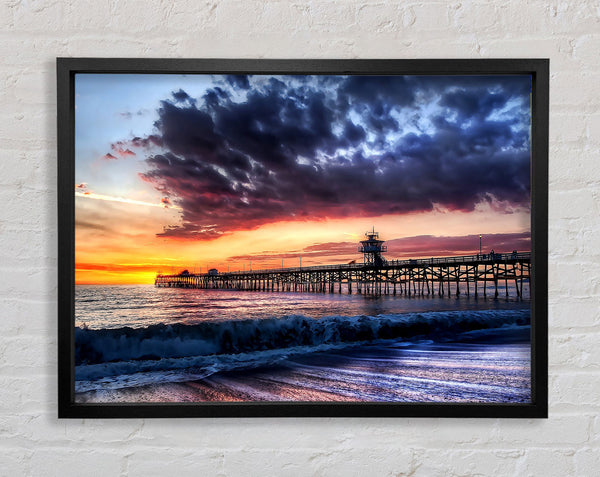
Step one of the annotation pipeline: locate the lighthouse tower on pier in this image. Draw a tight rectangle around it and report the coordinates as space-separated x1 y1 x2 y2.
358 227 388 266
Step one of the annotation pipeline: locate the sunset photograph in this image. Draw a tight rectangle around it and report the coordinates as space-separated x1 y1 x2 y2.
73 72 533 403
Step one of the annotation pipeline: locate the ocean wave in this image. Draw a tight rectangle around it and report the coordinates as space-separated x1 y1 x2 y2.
75 309 529 366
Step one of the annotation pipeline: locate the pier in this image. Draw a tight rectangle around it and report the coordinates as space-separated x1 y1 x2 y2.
155 229 530 299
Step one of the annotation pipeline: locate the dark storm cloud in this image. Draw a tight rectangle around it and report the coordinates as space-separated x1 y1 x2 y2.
130 135 163 149
171 88 196 105
226 75 250 90
134 75 531 239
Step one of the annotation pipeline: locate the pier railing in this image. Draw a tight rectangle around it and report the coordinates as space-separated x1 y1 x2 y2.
158 252 530 278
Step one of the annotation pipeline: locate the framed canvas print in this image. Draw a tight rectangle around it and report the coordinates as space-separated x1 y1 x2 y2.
57 58 548 418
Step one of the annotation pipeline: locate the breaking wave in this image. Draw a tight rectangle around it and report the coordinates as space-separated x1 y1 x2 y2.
75 309 529 366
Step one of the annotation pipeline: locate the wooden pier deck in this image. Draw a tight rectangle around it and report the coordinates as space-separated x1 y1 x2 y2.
155 252 531 298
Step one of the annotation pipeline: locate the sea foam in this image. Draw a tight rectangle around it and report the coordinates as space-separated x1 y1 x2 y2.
76 309 530 365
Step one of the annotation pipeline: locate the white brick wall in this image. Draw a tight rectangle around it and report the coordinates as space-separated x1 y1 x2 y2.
0 1 598 475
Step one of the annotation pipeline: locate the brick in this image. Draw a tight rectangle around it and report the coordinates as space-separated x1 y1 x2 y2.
0 335 56 374
30 449 123 477
586 113 600 144
409 3 455 32
550 189 599 221
551 113 588 144
550 145 600 188
452 2 503 34
0 449 33 477
0 0 600 475
493 415 590 446
356 3 404 33
479 37 577 71
548 297 600 328
575 448 600 476
550 332 600 369
307 2 358 32
548 261 600 298
552 71 600 109
11 0 67 32
518 448 577 476
413 448 523 477
551 373 600 408
572 33 600 67
217 1 307 34
126 449 224 477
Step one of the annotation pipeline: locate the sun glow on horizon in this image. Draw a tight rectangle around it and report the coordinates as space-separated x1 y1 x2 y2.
75 204 530 285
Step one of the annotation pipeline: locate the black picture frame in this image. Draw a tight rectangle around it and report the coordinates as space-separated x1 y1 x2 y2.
57 58 548 418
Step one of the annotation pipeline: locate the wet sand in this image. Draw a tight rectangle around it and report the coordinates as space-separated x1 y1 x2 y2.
76 340 531 403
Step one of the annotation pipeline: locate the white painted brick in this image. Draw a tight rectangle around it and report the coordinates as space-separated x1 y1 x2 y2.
550 150 600 190
477 37 578 71
11 0 67 32
62 419 147 445
550 189 599 220
0 377 48 415
307 2 358 32
125 448 224 477
548 297 600 328
575 447 600 476
591 416 600 446
518 448 577 476
409 3 455 32
356 3 404 33
223 447 416 476
492 416 590 446
551 373 600 408
548 261 600 298
412 448 523 477
29 449 123 477
501 1 600 37
550 332 600 369
217 1 308 34
0 267 56 302
552 71 600 109
552 113 588 144
62 2 114 31
62 36 177 58
0 335 56 374
0 449 33 477
572 33 600 67
0 0 599 475
586 113 600 144
2 298 56 336
452 2 503 34
548 222 600 259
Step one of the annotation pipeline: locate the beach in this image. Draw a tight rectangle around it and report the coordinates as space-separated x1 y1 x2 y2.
74 285 531 403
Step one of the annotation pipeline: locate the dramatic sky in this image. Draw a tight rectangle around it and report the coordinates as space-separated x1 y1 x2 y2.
75 73 532 284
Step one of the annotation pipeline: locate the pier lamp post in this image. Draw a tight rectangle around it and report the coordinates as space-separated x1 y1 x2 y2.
479 235 482 256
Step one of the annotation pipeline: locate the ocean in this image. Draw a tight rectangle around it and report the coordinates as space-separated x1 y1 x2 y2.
74 284 531 403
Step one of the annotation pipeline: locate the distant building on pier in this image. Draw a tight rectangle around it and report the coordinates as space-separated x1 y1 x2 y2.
358 227 388 267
